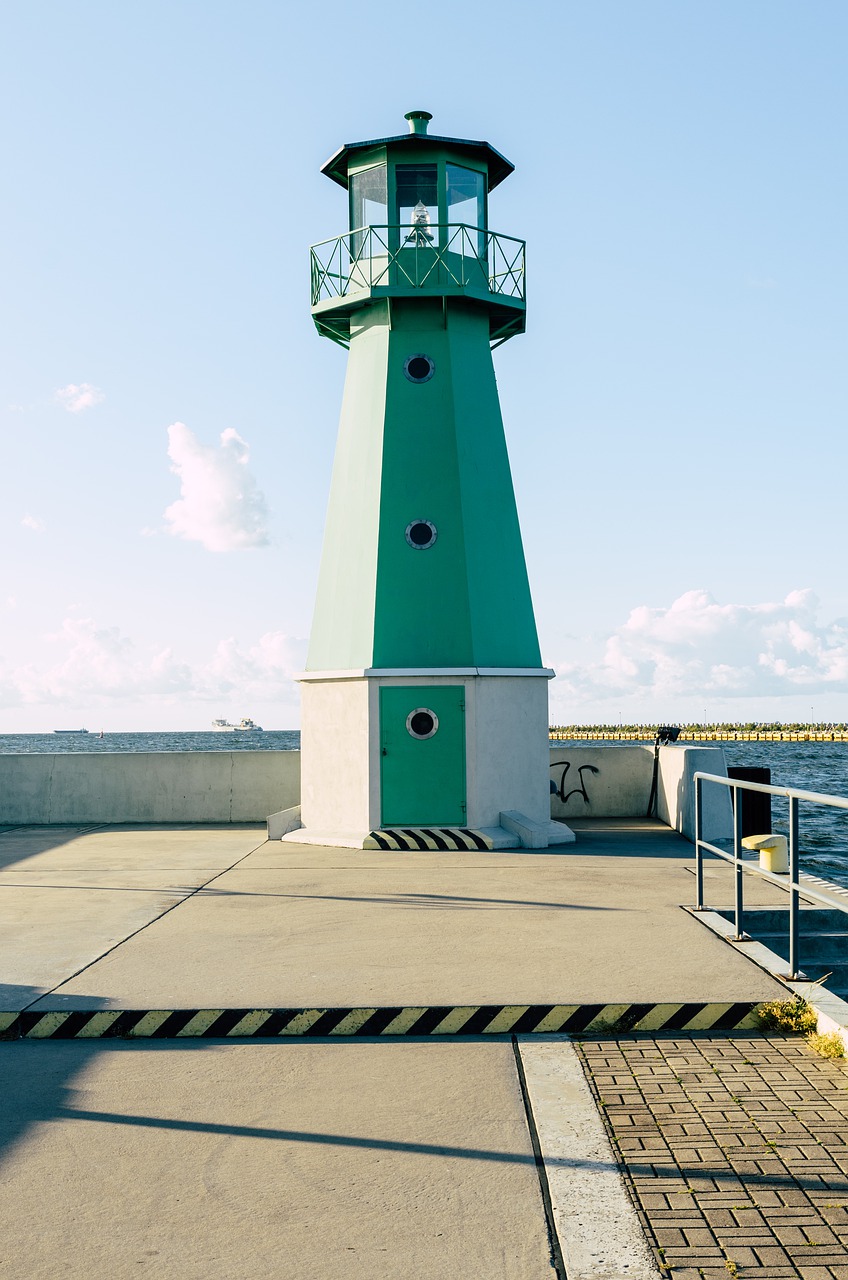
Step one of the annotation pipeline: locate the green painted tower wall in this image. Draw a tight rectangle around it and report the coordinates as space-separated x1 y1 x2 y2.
307 314 388 671
307 295 541 672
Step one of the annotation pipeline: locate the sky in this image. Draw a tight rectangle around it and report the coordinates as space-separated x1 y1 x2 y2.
1 0 846 731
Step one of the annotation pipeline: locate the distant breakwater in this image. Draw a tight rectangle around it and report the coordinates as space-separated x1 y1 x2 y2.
550 729 848 743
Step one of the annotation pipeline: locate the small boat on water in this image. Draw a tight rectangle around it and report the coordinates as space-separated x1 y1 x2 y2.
211 718 264 732
54 728 89 734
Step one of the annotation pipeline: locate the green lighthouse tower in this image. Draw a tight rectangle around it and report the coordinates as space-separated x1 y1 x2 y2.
289 111 571 850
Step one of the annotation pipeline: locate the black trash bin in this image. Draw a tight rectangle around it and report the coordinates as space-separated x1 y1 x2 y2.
727 766 771 837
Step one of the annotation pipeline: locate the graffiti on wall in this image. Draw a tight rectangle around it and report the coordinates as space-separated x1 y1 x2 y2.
550 759 600 806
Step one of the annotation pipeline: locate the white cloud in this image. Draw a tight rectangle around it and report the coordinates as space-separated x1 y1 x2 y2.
196 632 305 699
163 422 270 552
55 383 105 413
21 514 45 532
553 589 848 706
0 616 304 712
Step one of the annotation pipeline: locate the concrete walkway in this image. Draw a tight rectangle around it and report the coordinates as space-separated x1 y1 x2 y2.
0 819 786 1013
0 1037 556 1280
2 819 846 1277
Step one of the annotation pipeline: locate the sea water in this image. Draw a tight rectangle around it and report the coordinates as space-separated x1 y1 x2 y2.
0 731 300 753
722 740 848 888
1 732 846 884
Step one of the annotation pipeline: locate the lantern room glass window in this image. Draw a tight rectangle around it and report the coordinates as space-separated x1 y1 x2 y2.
396 164 439 247
350 164 387 252
447 163 485 255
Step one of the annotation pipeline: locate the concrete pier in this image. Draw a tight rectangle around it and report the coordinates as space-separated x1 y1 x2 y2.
2 819 846 1276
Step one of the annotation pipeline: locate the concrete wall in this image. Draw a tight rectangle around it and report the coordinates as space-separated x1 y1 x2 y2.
550 745 654 819
0 742 732 839
0 752 301 825
656 745 733 843
550 743 733 843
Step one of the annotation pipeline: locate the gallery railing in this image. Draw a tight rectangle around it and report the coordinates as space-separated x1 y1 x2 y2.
310 224 526 307
694 770 848 980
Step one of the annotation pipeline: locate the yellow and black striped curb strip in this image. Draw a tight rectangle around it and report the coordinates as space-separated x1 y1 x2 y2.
0 1002 764 1041
364 828 493 851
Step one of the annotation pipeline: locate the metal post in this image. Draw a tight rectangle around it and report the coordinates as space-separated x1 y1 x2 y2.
695 775 704 909
789 794 800 979
733 782 744 940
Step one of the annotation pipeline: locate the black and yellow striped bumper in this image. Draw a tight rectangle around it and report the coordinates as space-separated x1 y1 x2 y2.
0 1001 763 1040
364 828 493 851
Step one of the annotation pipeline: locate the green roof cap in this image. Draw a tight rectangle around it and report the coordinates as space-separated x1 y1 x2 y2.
320 111 514 192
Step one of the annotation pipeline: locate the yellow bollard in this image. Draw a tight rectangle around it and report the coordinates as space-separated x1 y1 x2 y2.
741 832 789 874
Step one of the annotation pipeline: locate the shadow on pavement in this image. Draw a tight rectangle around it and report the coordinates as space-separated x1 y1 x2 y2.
196 887 620 910
0 825 108 872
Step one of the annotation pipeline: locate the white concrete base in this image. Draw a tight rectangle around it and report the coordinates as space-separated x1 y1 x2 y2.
278 817 576 851
298 670 552 841
280 827 372 850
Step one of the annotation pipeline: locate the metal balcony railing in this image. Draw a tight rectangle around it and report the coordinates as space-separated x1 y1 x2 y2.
309 224 526 308
694 770 848 980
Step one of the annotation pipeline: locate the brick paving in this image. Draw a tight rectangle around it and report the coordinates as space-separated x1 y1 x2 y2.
576 1035 848 1278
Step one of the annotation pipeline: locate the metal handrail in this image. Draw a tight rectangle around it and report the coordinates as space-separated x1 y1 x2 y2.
694 770 848 979
309 224 526 307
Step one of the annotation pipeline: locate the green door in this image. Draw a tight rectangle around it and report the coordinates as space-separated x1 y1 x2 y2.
379 686 466 827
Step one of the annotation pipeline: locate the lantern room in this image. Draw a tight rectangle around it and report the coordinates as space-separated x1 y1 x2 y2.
310 110 526 346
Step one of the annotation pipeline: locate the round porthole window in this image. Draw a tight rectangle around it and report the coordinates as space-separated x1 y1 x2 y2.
406 708 439 739
403 353 435 383
405 519 437 550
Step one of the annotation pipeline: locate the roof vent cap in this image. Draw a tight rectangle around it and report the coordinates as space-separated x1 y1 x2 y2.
404 110 432 136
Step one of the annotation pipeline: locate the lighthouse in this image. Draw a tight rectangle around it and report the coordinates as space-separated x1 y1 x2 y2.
288 111 572 851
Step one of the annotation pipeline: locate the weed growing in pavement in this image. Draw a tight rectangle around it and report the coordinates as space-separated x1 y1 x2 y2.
807 1030 845 1059
724 1262 739 1277
757 997 818 1034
